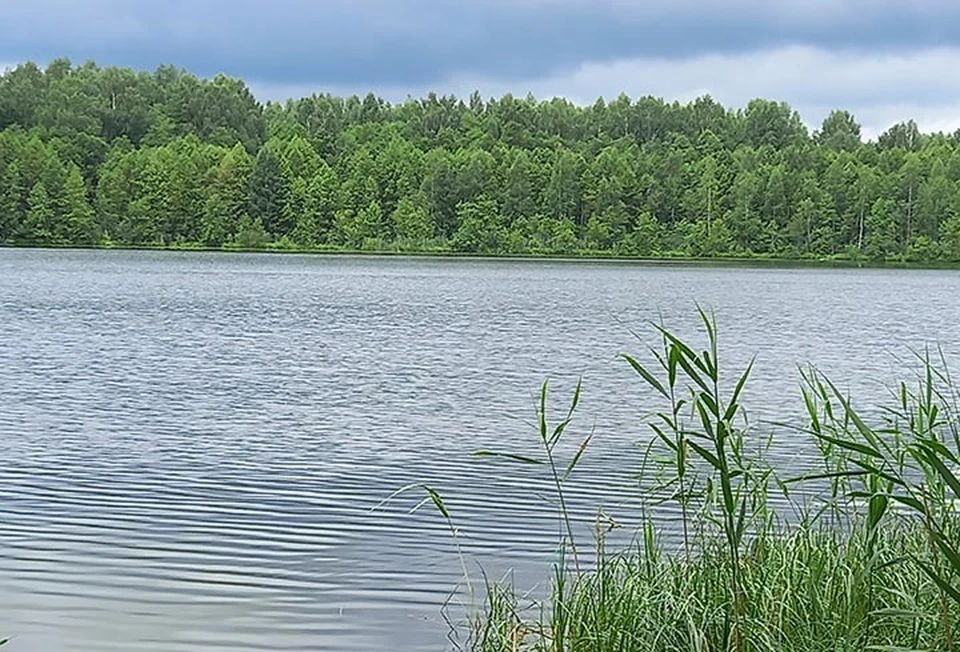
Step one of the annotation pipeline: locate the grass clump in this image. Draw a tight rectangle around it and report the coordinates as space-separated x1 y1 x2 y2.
461 309 960 652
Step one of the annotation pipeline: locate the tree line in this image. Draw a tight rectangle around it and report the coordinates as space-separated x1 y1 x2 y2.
3 58 960 262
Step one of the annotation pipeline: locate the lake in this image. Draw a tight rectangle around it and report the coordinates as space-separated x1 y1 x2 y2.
2 249 959 651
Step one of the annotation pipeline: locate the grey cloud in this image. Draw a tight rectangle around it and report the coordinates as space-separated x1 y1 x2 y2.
0 0 958 87
244 45 960 139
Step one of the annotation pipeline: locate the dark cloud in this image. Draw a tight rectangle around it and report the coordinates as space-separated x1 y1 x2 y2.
0 0 957 86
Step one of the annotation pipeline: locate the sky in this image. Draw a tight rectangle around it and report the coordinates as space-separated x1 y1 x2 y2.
2 0 960 138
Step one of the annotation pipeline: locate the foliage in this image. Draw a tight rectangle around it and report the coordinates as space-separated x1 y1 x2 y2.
4 60 960 261
450 316 960 651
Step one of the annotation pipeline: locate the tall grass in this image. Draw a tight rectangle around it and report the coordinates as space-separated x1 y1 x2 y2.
460 311 960 652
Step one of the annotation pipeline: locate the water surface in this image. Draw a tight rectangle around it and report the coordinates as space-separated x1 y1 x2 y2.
2 249 959 651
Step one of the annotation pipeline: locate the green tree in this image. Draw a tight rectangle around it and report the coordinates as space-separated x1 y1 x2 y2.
0 62 46 129
248 147 288 238
815 110 862 151
202 144 254 246
583 213 611 251
618 211 661 256
878 120 922 151
939 213 960 262
137 137 215 244
229 215 269 249
683 215 733 257
2 58 960 263
0 161 25 241
61 164 97 244
500 149 539 221
542 149 583 223
334 200 383 249
291 162 338 245
906 234 936 263
451 195 504 253
741 99 807 150
544 217 578 253
896 154 922 248
24 181 56 244
725 169 763 253
391 193 434 245
852 165 880 251
338 146 380 218
375 136 424 218
761 164 790 252
421 148 460 238
684 154 722 231
96 145 148 243
916 161 951 241
864 199 898 261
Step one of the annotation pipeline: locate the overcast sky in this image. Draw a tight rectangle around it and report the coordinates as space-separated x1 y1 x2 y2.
2 0 959 138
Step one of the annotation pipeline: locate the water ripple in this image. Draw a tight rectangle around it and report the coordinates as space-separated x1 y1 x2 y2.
1 249 959 650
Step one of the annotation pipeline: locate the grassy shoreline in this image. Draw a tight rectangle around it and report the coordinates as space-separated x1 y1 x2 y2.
4 241 960 271
451 311 960 651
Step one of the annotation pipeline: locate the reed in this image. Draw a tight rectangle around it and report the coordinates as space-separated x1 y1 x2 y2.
457 311 960 651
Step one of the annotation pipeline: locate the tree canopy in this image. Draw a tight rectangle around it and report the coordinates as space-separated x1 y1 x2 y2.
3 58 960 262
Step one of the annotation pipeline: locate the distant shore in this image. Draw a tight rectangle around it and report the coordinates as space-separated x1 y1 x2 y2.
5 242 960 271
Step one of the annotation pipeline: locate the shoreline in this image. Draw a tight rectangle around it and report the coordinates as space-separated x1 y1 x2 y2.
3 242 959 271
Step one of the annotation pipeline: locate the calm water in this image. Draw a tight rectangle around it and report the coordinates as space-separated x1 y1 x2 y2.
2 249 960 651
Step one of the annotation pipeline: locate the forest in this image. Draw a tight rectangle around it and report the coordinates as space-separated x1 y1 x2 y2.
2 58 960 262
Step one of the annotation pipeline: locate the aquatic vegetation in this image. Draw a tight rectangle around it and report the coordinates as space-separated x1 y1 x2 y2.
454 310 960 651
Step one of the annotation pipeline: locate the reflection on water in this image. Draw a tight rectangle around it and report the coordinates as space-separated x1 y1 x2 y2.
1 249 959 651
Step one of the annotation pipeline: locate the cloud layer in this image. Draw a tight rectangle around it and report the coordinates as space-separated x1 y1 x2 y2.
249 45 960 139
2 1 960 137
2 0 958 84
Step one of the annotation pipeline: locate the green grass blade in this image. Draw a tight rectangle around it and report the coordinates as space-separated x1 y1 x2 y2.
917 438 959 465
539 380 549 443
650 423 678 452
812 432 883 459
824 377 885 450
696 400 716 440
623 354 669 399
563 429 595 483
931 531 960 576
848 458 904 487
423 485 451 520
687 440 722 471
728 357 755 414
668 344 681 389
474 450 545 465
782 469 869 485
917 445 960 499
699 391 720 419
889 494 925 513
917 558 960 605
653 325 699 362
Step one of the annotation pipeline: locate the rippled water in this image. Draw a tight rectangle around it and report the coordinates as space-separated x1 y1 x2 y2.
2 249 960 651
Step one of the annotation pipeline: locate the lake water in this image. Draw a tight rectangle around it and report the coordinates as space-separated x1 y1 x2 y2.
2 249 960 651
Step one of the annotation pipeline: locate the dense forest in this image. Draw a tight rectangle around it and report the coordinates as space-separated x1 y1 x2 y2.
3 58 960 261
